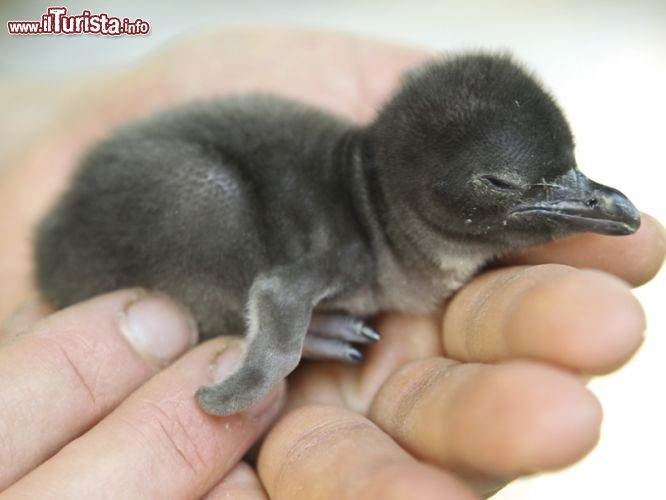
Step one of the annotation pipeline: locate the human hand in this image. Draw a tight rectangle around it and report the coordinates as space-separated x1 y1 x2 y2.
1 28 664 498
0 290 286 497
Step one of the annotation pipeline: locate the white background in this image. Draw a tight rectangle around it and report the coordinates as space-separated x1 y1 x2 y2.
2 1 664 498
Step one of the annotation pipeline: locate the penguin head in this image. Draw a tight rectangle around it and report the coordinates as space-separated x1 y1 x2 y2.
368 53 640 251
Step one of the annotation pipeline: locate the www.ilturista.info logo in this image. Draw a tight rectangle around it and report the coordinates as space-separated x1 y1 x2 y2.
7 7 150 36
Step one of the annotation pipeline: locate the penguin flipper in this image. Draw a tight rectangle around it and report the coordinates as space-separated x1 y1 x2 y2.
195 261 344 416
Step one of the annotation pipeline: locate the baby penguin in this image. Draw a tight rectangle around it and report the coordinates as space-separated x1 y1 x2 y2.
35 53 640 415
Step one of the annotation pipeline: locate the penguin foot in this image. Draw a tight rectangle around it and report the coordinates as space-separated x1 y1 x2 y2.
302 313 381 362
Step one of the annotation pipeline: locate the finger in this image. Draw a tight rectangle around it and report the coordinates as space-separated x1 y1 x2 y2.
259 405 479 500
203 462 268 500
5 339 286 499
368 359 602 495
0 289 197 489
442 264 645 374
506 213 665 287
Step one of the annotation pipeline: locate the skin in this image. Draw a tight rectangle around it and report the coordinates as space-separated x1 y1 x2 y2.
0 28 664 499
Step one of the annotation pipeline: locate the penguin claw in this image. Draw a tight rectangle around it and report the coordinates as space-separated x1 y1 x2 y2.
347 347 364 363
308 312 380 344
360 324 382 343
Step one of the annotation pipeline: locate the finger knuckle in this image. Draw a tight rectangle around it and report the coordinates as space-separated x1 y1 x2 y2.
132 397 210 478
36 333 108 417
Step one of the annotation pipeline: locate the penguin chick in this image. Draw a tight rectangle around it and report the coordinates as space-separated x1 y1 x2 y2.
35 53 641 415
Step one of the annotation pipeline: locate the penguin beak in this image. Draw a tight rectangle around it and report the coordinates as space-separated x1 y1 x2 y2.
508 170 641 235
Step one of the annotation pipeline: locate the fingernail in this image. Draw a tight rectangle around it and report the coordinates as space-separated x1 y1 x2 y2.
211 343 243 383
120 292 199 367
